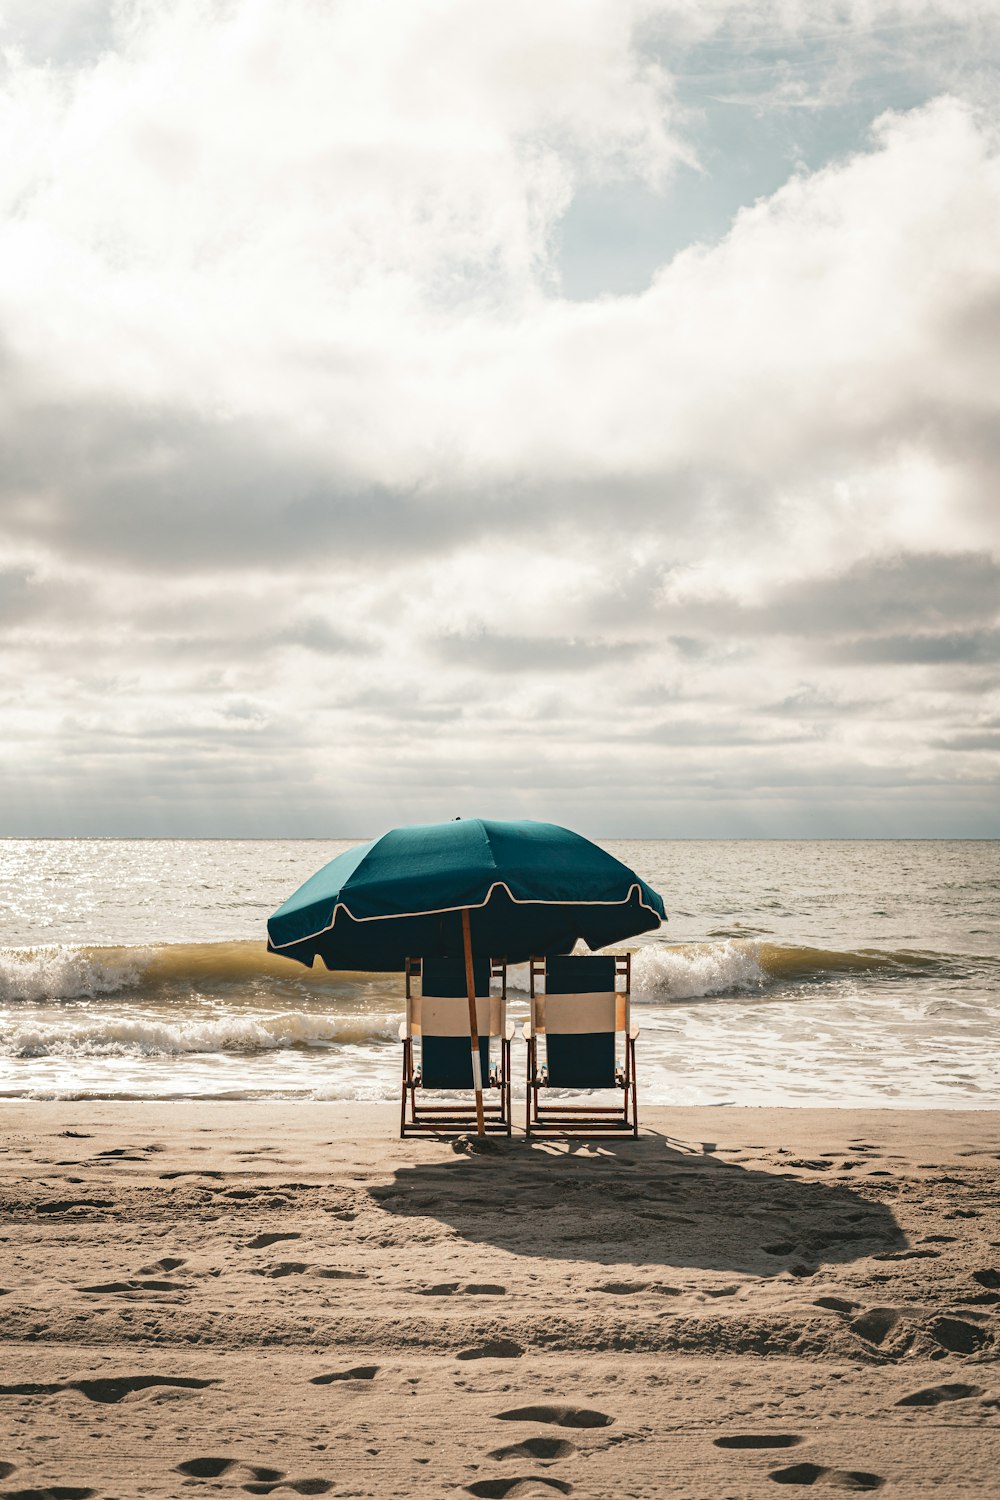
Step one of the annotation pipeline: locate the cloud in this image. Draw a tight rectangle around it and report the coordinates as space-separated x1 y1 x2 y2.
932 728 1000 750
641 718 818 746
839 628 1000 665
435 627 648 674
274 616 375 657
0 2 998 835
0 564 32 623
2 85 999 584
671 551 1000 643
0 0 116 67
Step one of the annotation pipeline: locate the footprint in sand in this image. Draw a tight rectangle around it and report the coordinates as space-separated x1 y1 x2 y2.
35 1198 113 1215
0 1464 15 1480
928 1316 989 1355
158 1169 225 1180
488 1438 576 1461
243 1481 332 1496
78 1280 182 1295
972 1268 1000 1289
896 1382 982 1407
138 1257 186 1274
246 1232 302 1250
813 1298 859 1314
310 1366 379 1385
417 1283 506 1297
592 1280 681 1296
249 1262 366 1281
2 1488 96 1498
176 1458 291 1485
495 1405 612 1429
466 1481 572 1498
714 1436 803 1450
850 1308 902 1345
0 1375 215 1404
873 1248 939 1261
251 1262 310 1279
770 1463 884 1488
177 1457 236 1477
457 1340 523 1361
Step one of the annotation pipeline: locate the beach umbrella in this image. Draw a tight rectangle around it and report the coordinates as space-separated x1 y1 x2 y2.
266 818 666 1133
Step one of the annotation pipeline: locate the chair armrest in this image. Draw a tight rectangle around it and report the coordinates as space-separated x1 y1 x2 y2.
398 1021 409 1041
629 1025 640 1040
504 1021 516 1041
521 1022 533 1041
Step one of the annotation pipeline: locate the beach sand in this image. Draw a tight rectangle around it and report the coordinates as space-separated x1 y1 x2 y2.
1 1102 998 1498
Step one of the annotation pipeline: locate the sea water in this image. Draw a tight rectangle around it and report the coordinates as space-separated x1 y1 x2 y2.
1 838 997 1108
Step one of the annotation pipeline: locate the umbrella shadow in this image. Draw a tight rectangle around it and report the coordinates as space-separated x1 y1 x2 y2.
370 1134 906 1276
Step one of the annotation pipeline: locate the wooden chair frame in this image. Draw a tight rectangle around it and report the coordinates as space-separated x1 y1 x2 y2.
525 952 638 1137
399 958 512 1137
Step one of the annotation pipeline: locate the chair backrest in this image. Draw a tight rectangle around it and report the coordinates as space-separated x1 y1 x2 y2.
530 952 630 1089
405 956 506 1090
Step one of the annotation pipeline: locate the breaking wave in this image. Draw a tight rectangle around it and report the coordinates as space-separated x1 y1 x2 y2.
0 1010 396 1059
632 939 942 1002
0 941 356 1004
0 945 146 1004
0 937 954 1010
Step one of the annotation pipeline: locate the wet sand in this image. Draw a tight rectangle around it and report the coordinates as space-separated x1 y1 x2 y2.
1 1102 998 1497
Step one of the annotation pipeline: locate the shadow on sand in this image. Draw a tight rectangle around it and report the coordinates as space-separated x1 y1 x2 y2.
370 1132 906 1276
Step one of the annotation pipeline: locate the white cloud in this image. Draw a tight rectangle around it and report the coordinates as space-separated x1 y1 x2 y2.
0 0 997 834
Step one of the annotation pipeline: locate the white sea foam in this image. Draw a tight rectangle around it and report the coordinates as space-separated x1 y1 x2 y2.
632 940 766 1002
0 1010 396 1058
0 946 143 1003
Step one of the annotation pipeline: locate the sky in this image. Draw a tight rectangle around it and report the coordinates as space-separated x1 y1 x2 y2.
0 0 998 838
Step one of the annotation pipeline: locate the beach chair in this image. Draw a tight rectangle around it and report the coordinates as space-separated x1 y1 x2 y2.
399 955 512 1136
524 952 638 1136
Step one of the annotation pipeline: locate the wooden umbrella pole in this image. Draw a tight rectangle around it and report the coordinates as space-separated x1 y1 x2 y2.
461 907 486 1136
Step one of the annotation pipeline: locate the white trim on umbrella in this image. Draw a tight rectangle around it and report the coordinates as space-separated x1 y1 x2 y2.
267 878 662 951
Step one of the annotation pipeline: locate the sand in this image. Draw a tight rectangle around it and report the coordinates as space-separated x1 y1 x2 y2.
0 1101 998 1499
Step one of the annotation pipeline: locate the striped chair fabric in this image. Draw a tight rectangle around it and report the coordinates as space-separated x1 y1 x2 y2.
538 954 618 1088
526 950 637 1136
412 954 497 1089
399 955 512 1137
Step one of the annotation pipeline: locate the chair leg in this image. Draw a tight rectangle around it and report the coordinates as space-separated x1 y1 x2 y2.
505 1039 512 1135
400 1041 410 1138
525 1039 533 1135
630 1037 639 1137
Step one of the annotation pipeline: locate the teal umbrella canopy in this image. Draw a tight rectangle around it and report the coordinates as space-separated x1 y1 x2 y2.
266 818 666 970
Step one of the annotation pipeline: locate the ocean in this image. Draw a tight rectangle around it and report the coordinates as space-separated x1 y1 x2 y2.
1 838 997 1109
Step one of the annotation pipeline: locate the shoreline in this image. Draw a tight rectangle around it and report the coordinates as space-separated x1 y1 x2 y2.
3 1093 999 1112
2 1102 998 1496
6 1097 1000 1118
